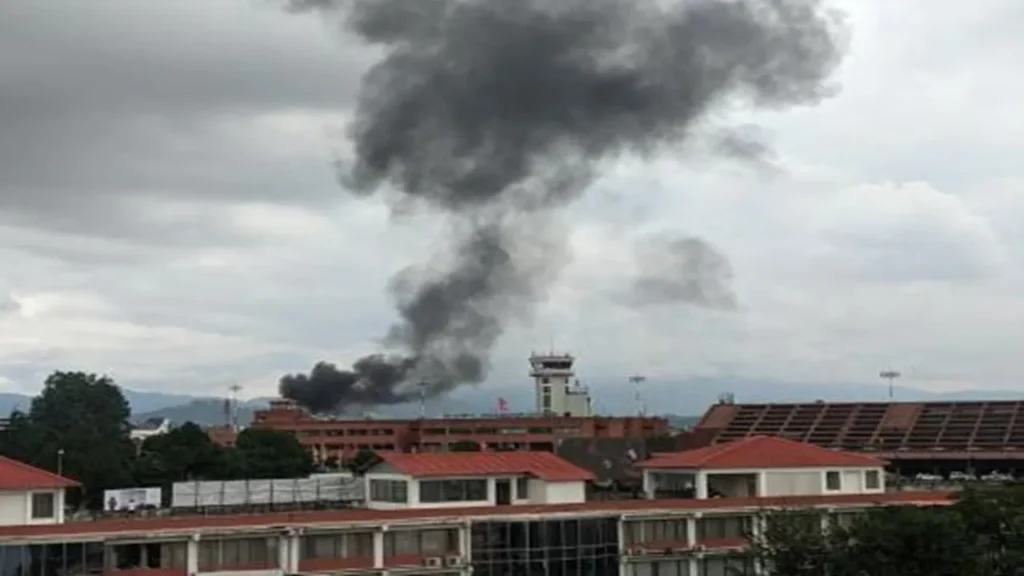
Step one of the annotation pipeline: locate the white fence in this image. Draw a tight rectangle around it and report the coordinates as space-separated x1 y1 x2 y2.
171 475 365 508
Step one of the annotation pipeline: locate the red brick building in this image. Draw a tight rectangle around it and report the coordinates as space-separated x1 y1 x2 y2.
252 398 671 462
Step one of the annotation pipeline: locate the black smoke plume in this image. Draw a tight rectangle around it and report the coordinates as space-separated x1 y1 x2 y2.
280 0 846 413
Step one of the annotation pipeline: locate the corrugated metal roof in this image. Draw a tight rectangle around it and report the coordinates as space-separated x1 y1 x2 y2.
0 490 953 540
0 455 79 490
638 435 885 470
693 401 1024 453
377 451 596 482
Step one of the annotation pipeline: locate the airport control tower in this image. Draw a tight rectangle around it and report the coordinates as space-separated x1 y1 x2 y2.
529 352 593 417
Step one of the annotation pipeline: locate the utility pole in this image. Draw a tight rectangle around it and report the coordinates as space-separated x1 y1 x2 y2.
879 370 901 401
628 374 647 416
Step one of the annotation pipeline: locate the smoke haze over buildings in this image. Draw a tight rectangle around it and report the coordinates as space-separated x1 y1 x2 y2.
279 0 847 413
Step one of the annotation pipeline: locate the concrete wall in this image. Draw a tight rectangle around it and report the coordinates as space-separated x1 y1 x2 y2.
537 374 573 415
764 467 884 496
841 469 865 493
763 471 824 496
0 489 64 526
543 481 586 504
0 492 27 526
527 478 548 505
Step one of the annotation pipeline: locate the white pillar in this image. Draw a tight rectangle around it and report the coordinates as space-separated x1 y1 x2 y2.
756 472 767 497
374 525 388 569
187 536 199 575
686 514 698 546
460 521 473 557
278 532 300 573
695 472 708 499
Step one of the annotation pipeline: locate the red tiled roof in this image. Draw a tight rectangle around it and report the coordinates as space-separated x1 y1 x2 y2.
0 455 79 490
638 435 885 470
376 451 597 482
0 490 953 540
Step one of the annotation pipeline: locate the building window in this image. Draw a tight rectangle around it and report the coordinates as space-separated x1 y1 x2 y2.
30 492 55 519
825 471 841 491
370 479 408 503
108 542 188 570
385 528 458 556
301 532 373 559
516 477 529 500
865 469 880 489
542 393 552 410
197 537 275 571
698 515 752 541
420 479 488 503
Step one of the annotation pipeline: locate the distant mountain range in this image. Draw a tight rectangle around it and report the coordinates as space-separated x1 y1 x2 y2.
1 378 1020 428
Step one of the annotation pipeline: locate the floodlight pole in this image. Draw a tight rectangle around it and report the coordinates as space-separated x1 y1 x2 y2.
628 374 647 416
880 370 901 401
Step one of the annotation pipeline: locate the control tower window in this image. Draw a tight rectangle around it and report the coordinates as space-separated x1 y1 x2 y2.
542 393 551 410
541 377 550 384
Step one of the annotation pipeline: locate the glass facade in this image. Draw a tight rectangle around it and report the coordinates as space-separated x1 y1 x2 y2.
471 517 620 576
0 543 104 576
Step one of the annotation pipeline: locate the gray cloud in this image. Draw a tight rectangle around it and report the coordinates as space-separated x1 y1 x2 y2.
630 234 738 310
0 0 373 242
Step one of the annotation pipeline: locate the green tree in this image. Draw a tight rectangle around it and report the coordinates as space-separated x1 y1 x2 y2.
0 411 42 464
133 421 244 493
833 506 981 576
234 428 313 479
136 422 226 481
0 371 136 507
344 448 379 475
748 503 989 576
953 485 1024 575
746 510 835 576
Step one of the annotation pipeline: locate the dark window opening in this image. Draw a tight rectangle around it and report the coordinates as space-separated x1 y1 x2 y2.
516 477 529 499
30 493 55 519
421 479 488 503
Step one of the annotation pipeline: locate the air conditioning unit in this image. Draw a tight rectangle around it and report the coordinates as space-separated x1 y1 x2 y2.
445 555 465 567
424 556 444 568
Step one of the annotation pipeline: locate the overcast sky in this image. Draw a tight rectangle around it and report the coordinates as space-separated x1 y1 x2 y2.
2 0 1024 398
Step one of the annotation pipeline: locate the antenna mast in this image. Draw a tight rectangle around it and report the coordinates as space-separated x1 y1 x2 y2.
628 374 647 416
418 381 427 419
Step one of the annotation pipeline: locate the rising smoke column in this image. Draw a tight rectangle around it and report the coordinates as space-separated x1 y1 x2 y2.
280 0 847 413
